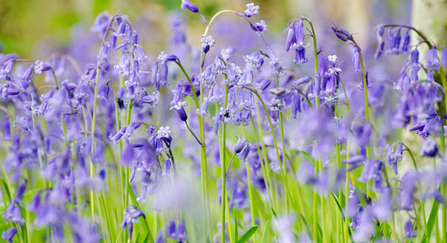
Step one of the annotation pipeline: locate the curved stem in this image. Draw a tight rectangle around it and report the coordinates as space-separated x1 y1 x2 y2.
250 115 275 209
381 24 433 49
243 86 293 203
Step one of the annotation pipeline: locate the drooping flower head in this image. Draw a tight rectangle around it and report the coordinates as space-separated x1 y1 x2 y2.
244 3 260 17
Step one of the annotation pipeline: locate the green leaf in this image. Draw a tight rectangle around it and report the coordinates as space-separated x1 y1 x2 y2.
270 207 277 218
234 213 238 242
238 225 258 243
421 201 440 243
1 179 11 202
142 233 149 243
300 150 315 167
261 220 270 243
127 182 140 208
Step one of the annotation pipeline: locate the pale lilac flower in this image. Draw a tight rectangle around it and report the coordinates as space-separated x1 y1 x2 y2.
244 3 259 17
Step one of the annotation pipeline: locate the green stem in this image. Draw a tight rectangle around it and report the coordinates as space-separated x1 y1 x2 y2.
242 126 257 243
250 114 274 209
439 67 447 241
243 87 292 202
221 84 229 243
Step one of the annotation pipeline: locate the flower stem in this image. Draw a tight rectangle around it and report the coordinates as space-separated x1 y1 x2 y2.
221 84 229 243
241 126 257 243
438 67 447 241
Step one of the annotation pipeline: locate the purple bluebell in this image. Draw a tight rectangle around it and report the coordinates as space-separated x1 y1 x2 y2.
13 116 30 132
400 30 410 53
34 60 51 75
3 203 25 225
20 64 34 83
170 100 188 121
351 46 362 74
244 51 264 72
285 26 296 52
97 84 110 100
441 48 447 67
331 23 353 41
342 155 366 171
244 3 259 17
1 228 17 243
420 138 438 157
123 122 142 141
166 220 189 242
359 160 383 191
14 182 26 204
234 136 248 154
251 20 267 35
181 0 207 24
109 126 127 145
387 143 403 174
405 220 417 238
2 117 11 140
425 47 441 72
120 206 145 240
91 11 110 36
200 35 215 54
399 172 419 210
0 60 14 81
372 187 393 220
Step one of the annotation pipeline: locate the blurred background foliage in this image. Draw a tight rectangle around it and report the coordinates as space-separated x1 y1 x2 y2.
0 0 411 58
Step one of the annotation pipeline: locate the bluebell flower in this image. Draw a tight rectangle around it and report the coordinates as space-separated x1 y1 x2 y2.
123 122 142 141
120 206 145 240
399 172 419 210
234 135 248 154
343 155 366 171
351 46 362 74
420 138 438 157
91 11 110 36
166 220 189 242
285 26 296 52
425 47 441 72
359 160 383 191
405 220 417 238
244 3 259 17
14 182 26 204
221 48 235 61
251 20 267 35
13 116 30 132
244 51 264 72
267 49 287 76
34 60 51 75
400 30 410 53
181 0 208 24
372 187 393 220
294 47 307 64
1 227 17 243
3 203 25 225
391 28 401 54
387 142 403 174
441 48 447 67
170 100 188 121
200 35 215 54
2 117 11 140
157 126 172 146
198 64 215 87
109 126 127 145
20 64 34 83
0 60 14 81
331 23 353 41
